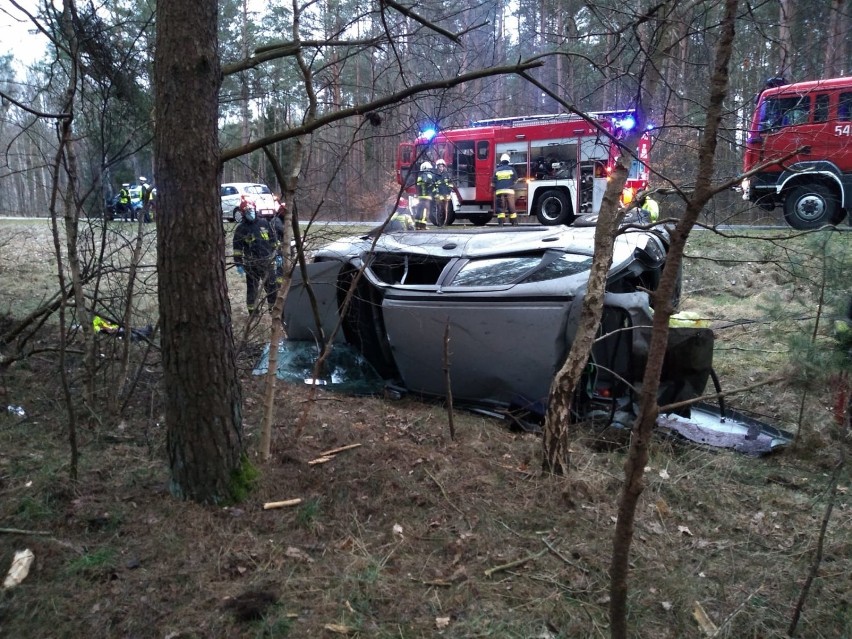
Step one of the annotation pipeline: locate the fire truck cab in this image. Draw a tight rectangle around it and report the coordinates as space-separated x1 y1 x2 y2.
742 76 852 229
397 111 650 226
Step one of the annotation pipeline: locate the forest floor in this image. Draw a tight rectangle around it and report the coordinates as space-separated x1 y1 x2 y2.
0 221 850 638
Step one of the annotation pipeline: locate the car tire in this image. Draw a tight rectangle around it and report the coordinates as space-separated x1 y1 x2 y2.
469 213 492 226
445 203 456 226
536 189 575 226
782 183 839 229
429 202 456 227
232 208 243 223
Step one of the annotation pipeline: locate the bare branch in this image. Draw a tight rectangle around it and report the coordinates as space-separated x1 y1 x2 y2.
223 37 385 75
220 60 543 163
380 0 462 44
0 89 71 119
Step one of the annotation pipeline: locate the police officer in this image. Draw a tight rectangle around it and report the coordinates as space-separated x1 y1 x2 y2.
233 205 278 314
433 159 453 226
492 153 518 226
139 176 154 222
415 161 436 230
118 183 131 221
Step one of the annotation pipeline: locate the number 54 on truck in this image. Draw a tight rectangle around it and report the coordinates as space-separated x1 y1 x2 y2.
742 75 852 229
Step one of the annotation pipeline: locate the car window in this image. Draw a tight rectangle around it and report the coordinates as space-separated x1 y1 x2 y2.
448 251 595 287
368 253 450 285
524 252 594 282
221 186 236 196
258 185 273 195
449 255 543 286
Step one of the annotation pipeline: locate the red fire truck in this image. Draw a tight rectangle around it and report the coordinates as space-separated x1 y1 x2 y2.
396 111 651 226
742 75 852 229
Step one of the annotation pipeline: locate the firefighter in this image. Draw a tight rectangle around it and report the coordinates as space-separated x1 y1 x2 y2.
415 161 436 230
492 153 518 226
633 190 660 224
118 183 131 221
433 159 453 226
232 205 278 314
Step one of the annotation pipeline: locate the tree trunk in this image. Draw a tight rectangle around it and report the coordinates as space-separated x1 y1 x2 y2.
608 2 739 636
541 163 627 475
155 0 244 503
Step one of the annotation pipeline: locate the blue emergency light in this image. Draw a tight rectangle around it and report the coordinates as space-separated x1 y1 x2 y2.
617 114 636 131
420 127 437 141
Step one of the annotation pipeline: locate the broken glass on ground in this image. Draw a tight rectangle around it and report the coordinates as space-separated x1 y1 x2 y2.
253 341 385 396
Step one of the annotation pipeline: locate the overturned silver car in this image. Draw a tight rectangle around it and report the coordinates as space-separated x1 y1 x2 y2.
280 226 796 452
282 226 715 417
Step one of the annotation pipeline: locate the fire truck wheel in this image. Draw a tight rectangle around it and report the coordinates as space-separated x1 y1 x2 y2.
783 183 839 229
536 189 574 225
469 214 492 226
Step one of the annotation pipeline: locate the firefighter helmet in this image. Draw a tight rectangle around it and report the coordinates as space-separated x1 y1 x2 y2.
500 153 510 163
435 159 446 167
420 161 433 171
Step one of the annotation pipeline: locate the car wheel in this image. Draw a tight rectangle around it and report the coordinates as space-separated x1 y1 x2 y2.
469 213 492 226
536 189 575 225
782 183 839 229
445 203 456 226
232 208 243 223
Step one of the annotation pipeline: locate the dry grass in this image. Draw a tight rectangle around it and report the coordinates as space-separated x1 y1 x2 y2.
0 220 850 638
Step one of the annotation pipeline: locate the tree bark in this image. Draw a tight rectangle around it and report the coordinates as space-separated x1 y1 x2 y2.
608 2 739 636
155 0 244 503
541 163 627 476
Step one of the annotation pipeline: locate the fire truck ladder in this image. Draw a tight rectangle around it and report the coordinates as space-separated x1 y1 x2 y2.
470 110 636 129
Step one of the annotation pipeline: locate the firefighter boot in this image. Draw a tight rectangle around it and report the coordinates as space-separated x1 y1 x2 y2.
510 217 518 226
498 218 505 226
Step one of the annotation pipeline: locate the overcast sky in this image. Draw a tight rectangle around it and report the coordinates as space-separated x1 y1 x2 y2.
0 0 47 69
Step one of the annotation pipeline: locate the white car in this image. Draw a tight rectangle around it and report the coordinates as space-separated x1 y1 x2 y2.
220 182 278 222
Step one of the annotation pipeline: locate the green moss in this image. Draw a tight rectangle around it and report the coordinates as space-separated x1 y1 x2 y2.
228 454 260 504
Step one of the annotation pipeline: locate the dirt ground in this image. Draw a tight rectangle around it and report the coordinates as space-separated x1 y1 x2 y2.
0 223 850 638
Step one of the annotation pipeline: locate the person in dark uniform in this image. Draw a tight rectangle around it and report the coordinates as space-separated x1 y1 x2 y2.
433 159 453 226
492 153 518 226
414 161 436 230
232 205 278 314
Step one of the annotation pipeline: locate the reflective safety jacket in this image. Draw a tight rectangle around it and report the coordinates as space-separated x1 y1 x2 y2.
387 211 415 231
118 188 130 205
416 170 436 199
641 198 660 222
233 217 276 267
492 163 517 195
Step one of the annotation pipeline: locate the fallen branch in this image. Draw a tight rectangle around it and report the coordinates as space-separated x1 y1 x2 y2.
0 527 51 536
541 537 589 574
263 498 303 510
307 456 335 465
318 443 362 456
483 549 546 578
